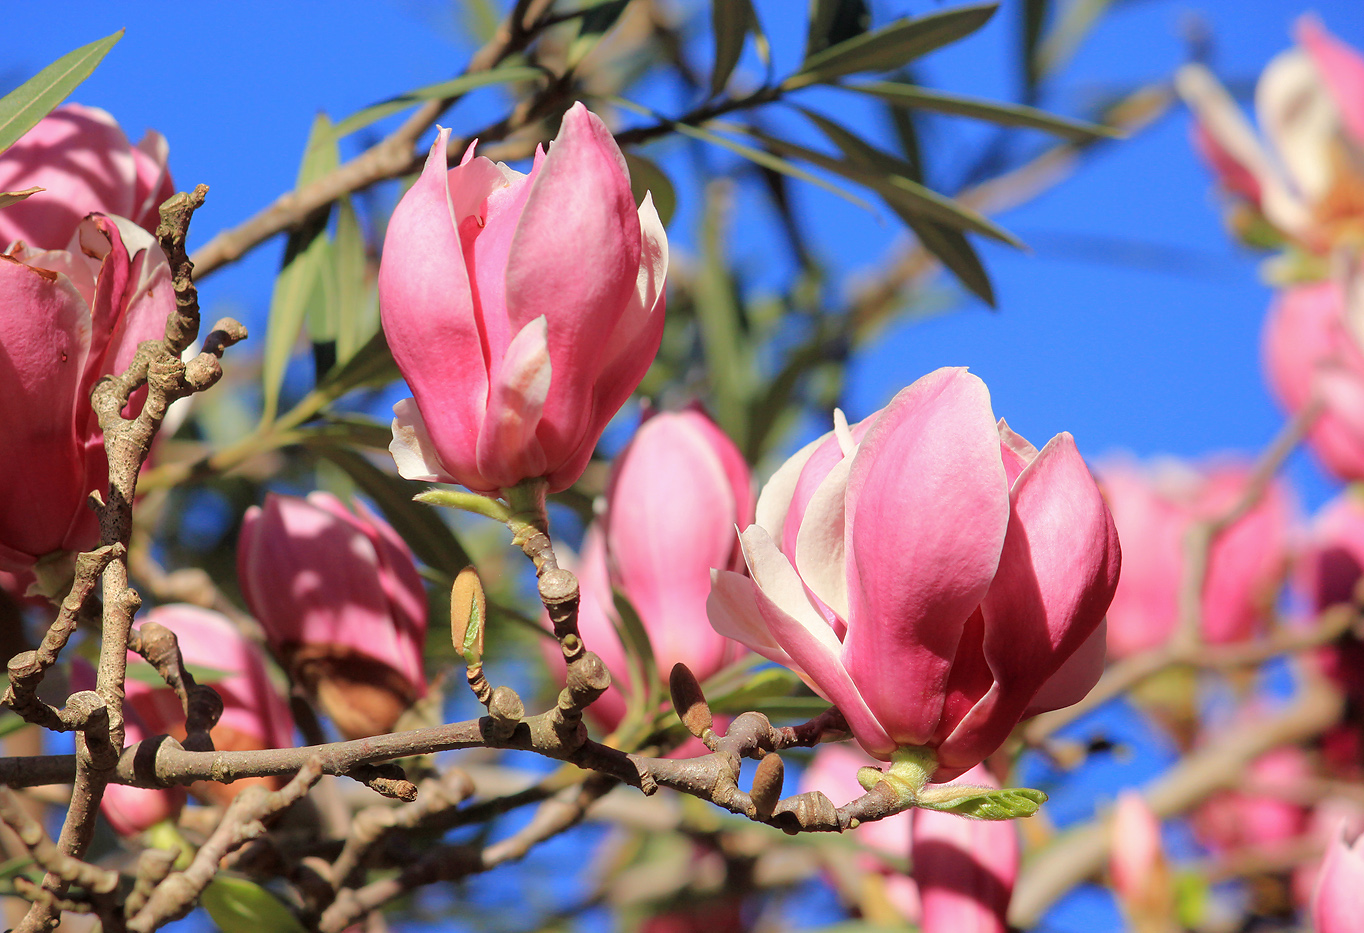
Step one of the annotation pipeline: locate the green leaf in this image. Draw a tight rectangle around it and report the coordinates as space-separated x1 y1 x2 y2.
1022 0 1050 95
0 186 41 210
261 113 339 424
0 30 122 155
568 0 632 69
311 327 401 406
787 2 997 89
302 444 472 578
901 215 995 306
710 0 760 97
330 66 545 140
695 184 752 443
1035 0 1114 80
841 80 1116 141
201 875 308 933
915 785 1048 819
622 152 676 228
123 662 231 688
0 713 30 739
749 115 1022 247
611 589 659 714
332 194 374 365
805 0 871 60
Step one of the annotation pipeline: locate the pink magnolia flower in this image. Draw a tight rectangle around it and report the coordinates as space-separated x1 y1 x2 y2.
1177 17 1364 251
0 103 173 251
1300 490 1364 613
801 743 920 922
912 764 1018 933
1194 746 1312 856
1098 459 1292 658
555 408 750 731
382 102 667 495
708 367 1120 781
1264 280 1364 482
0 215 173 571
238 492 428 739
1313 823 1364 933
1109 791 1170 925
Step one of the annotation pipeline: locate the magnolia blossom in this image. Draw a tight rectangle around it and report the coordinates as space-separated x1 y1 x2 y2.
1177 17 1364 251
708 367 1119 781
1109 792 1171 927
0 215 172 571
1263 280 1364 482
556 408 750 731
1099 459 1292 658
238 493 428 739
912 765 1018 933
800 744 920 922
1194 746 1312 857
382 102 667 495
0 103 173 250
1313 824 1364 933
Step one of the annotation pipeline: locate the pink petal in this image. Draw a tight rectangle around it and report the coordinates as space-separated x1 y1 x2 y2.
754 431 829 540
505 103 641 466
842 368 1010 749
1313 824 1364 933
706 569 793 669
476 315 552 489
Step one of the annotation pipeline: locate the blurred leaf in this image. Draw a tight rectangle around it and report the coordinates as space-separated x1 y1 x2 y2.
0 856 34 883
124 663 231 688
842 81 1116 141
885 101 923 181
786 3 997 89
805 0 871 60
746 116 1022 247
795 108 997 302
706 666 804 713
568 0 631 68
0 186 41 209
622 151 676 227
303 443 471 578
0 713 29 739
1174 868 1211 929
261 113 338 424
0 29 122 155
710 0 767 97
612 590 659 715
696 183 751 444
310 327 401 409
1035 0 1114 79
332 194 374 364
1022 0 1050 96
201 876 307 933
329 66 545 140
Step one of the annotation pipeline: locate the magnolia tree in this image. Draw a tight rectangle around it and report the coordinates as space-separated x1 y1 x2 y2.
0 2 1361 932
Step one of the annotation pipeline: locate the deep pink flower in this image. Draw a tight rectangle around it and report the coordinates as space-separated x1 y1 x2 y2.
1194 746 1312 856
1264 281 1364 482
0 215 173 571
709 368 1119 781
912 764 1018 933
1099 459 1292 658
382 102 667 495
1313 823 1364 933
556 409 750 731
0 103 172 251
801 743 920 922
238 492 428 739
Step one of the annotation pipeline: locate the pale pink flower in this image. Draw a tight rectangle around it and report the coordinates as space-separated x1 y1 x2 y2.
1312 823 1364 933
0 103 172 251
382 102 667 495
238 493 427 739
912 764 1018 933
709 368 1119 781
1109 791 1170 925
1099 459 1292 657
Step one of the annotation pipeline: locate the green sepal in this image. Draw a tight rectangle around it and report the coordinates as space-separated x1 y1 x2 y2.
914 785 1048 820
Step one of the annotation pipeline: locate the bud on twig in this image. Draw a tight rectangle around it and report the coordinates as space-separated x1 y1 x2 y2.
750 753 784 820
451 566 486 665
669 662 715 746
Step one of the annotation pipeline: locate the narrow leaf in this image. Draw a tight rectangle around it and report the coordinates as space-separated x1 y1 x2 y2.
1022 0 1050 95
901 214 995 306
711 0 757 97
0 30 122 155
332 194 374 364
622 151 676 227
0 187 42 210
569 0 631 68
696 183 751 443
611 589 660 714
330 66 545 140
201 876 308 933
1035 0 1114 80
787 2 997 89
842 80 1117 141
805 0 871 60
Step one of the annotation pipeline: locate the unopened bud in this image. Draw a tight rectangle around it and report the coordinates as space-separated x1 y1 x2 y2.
451 566 486 664
669 662 713 742
751 753 785 819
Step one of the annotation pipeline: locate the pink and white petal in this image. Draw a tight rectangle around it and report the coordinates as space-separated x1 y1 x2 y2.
1297 16 1364 147
842 368 1009 748
793 454 852 621
1256 48 1339 203
476 316 552 488
390 398 459 485
755 431 830 540
707 569 794 668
